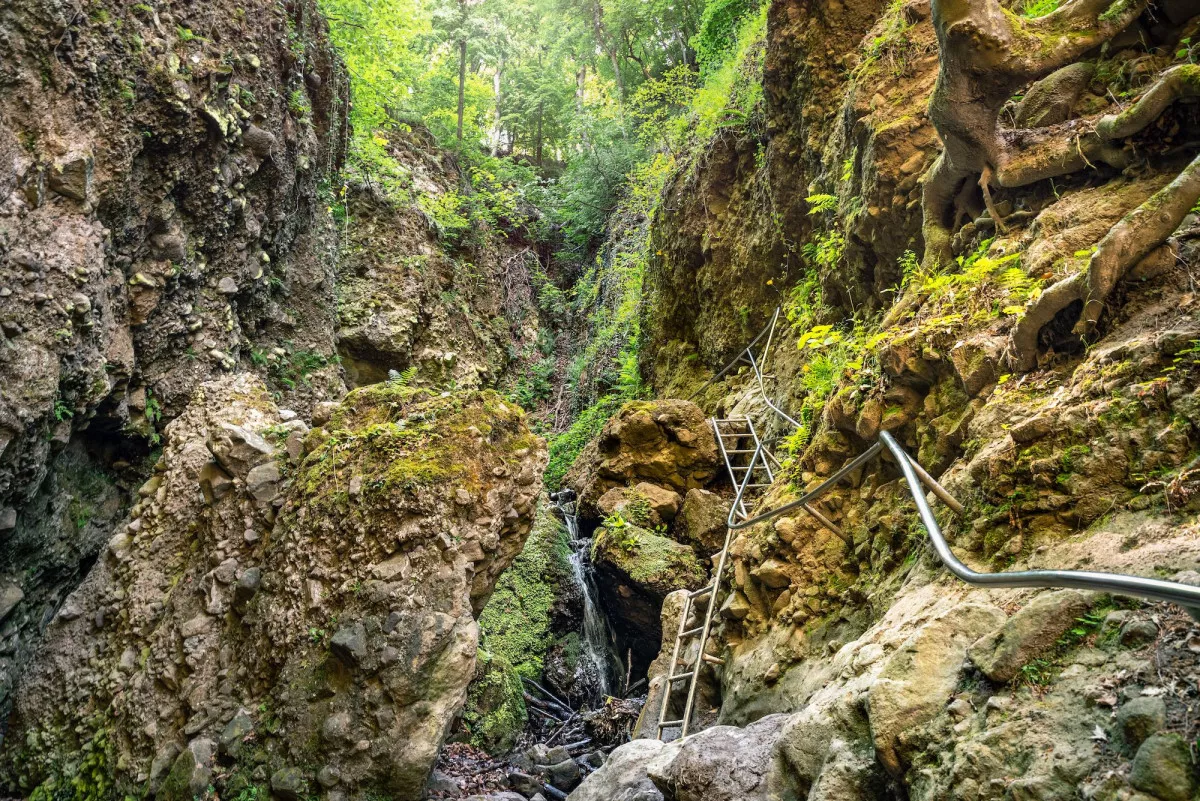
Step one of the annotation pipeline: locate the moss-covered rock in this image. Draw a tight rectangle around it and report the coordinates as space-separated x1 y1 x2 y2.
460 651 528 754
1 377 547 799
476 504 575 680
591 519 707 670
565 399 719 519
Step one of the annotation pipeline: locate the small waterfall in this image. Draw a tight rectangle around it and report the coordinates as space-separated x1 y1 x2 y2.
555 495 620 700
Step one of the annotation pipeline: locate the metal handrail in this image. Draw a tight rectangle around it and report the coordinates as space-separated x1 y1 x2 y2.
880 431 1200 609
720 430 1200 611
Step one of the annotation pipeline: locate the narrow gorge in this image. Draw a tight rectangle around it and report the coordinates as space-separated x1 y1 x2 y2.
2 0 1200 799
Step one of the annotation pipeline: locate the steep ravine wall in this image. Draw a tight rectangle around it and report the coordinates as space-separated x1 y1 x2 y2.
0 1 554 795
0 0 349 727
574 0 1200 799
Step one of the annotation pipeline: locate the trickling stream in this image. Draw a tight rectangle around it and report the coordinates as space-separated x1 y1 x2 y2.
555 495 621 701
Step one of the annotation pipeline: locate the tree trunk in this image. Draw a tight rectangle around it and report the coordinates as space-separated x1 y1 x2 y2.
490 64 503 156
576 65 588 150
535 100 544 166
591 1 625 103
456 38 467 142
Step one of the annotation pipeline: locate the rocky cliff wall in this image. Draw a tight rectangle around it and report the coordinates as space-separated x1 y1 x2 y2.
0 0 350 729
0 377 545 798
573 0 1200 798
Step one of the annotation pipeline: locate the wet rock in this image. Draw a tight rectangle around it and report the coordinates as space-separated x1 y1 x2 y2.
1117 696 1166 751
508 771 543 796
967 590 1091 683
218 276 239 294
1129 734 1195 801
546 757 581 790
591 520 707 663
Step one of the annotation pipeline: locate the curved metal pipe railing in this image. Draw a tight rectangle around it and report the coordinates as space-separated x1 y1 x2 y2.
721 429 1200 610
697 305 1200 611
880 431 1200 609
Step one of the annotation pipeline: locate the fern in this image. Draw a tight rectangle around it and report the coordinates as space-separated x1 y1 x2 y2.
387 366 418 387
805 193 838 215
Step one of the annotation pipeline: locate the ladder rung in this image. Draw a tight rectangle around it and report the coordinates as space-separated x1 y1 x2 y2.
658 719 685 728
689 584 715 598
724 448 756 453
681 626 706 637
745 483 771 488
668 671 695 682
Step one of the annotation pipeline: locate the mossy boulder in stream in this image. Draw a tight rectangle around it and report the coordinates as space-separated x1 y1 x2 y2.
591 519 708 671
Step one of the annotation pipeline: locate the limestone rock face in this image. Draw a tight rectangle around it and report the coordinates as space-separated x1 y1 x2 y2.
675 488 731 554
568 738 672 801
967 589 1093 683
867 602 1006 775
0 377 545 798
566 400 718 517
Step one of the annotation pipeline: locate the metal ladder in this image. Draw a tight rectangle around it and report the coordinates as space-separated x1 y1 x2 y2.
655 416 769 740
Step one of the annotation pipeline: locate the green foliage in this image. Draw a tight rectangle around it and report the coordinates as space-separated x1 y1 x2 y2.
693 0 754 77
478 509 573 676
461 650 528 753
805 193 838 215
53 397 73 422
1018 0 1061 16
545 394 625 489
388 366 419 387
802 230 846 271
509 355 557 410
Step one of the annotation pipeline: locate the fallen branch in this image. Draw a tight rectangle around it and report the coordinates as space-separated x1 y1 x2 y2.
545 711 579 746
522 678 574 715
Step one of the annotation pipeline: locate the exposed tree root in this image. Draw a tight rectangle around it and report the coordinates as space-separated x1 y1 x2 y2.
1011 150 1200 370
919 0 1148 271
920 0 1200 370
1095 64 1200 140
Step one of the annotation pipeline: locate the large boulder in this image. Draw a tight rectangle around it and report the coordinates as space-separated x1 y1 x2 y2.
568 738 673 801
566 400 718 518
674 488 731 554
591 521 707 672
0 378 546 799
967 589 1093 683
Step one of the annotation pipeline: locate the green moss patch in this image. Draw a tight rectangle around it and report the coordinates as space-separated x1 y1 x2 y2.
478 505 573 678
